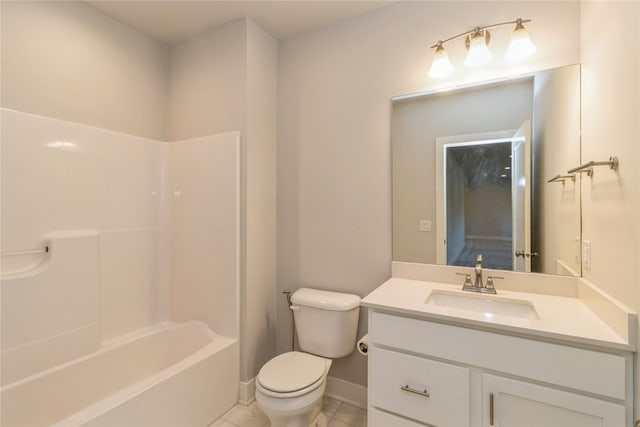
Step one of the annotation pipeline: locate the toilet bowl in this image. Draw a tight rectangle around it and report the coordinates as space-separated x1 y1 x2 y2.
254 288 360 427
255 352 332 427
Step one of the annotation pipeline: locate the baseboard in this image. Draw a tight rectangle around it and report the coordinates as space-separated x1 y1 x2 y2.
238 378 256 405
325 376 367 409
238 376 367 409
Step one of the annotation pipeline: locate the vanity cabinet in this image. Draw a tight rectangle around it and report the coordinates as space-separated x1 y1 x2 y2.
367 311 632 427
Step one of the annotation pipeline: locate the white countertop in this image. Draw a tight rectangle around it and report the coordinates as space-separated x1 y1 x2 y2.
361 277 635 352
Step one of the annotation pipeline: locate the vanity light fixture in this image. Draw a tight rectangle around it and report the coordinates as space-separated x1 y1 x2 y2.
504 18 537 61
464 29 493 67
428 18 535 78
428 42 455 78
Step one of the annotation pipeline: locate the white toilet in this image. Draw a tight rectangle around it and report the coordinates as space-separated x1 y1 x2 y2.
255 288 361 427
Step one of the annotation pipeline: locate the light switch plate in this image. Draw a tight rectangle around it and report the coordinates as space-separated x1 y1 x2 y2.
419 220 432 232
582 240 591 270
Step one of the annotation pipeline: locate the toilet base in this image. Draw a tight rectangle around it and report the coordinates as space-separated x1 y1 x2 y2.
261 406 326 427
255 382 326 427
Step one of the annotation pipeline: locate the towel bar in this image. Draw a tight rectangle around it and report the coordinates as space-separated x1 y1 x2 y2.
547 174 576 184
567 156 618 176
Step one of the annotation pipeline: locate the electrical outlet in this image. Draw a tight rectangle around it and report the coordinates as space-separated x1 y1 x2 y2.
419 220 432 232
574 237 580 264
582 240 591 270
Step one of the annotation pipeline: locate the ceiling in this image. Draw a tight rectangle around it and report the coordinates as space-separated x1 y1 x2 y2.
86 1 396 44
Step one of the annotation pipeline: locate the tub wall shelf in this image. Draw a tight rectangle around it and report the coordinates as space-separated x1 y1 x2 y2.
1 231 101 385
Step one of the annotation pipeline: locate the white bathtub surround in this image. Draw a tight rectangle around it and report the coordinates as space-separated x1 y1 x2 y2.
1 231 100 384
2 322 238 427
1 109 241 425
1 108 167 343
168 134 241 339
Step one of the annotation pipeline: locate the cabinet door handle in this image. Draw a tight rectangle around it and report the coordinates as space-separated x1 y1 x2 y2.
400 384 430 398
489 392 494 425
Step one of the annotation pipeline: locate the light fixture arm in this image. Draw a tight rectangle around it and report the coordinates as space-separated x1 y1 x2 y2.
429 18 532 49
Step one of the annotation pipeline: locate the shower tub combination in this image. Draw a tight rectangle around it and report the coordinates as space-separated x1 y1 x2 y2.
1 109 242 426
2 321 238 427
0 230 239 427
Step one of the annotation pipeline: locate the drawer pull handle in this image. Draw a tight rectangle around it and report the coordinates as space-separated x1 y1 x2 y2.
401 384 430 398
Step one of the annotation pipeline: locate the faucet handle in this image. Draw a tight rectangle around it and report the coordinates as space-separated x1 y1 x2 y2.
484 276 503 294
456 272 473 290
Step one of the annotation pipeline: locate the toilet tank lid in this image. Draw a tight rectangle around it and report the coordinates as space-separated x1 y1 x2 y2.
291 288 361 311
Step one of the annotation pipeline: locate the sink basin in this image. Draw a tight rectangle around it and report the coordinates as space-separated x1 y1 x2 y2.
426 290 539 320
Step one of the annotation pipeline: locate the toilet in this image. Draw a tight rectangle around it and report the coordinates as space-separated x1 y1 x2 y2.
255 288 361 427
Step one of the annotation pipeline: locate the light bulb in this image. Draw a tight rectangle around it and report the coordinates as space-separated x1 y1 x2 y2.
428 44 454 78
505 21 536 61
464 30 492 67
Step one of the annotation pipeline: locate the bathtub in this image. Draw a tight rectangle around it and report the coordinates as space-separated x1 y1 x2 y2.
1 321 239 427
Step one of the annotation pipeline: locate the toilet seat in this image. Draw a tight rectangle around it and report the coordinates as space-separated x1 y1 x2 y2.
256 352 327 398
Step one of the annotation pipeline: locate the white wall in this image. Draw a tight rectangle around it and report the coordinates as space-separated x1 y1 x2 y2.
580 1 640 310
244 19 279 381
0 1 168 140
579 0 640 413
277 1 580 386
165 20 247 141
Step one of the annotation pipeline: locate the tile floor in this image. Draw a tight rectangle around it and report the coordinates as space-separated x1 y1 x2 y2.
209 397 367 427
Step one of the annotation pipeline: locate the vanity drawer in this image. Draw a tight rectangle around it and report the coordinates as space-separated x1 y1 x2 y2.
369 347 470 427
370 311 626 400
368 407 429 427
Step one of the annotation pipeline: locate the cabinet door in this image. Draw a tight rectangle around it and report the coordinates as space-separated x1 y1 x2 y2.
482 374 625 427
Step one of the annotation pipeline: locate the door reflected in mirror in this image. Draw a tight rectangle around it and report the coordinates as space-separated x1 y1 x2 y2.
391 65 581 276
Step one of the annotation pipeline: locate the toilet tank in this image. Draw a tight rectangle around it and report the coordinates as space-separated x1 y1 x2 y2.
291 288 361 358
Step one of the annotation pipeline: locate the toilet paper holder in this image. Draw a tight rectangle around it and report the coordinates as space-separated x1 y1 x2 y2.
356 334 368 355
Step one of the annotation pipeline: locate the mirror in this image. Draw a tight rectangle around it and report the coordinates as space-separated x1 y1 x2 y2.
391 65 581 276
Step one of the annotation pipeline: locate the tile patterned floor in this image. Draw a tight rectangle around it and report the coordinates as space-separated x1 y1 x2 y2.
209 397 367 427
451 238 513 270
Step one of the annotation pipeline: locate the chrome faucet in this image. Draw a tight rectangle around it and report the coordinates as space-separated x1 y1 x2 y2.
456 254 501 294
474 255 484 289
